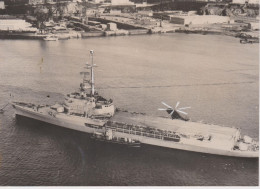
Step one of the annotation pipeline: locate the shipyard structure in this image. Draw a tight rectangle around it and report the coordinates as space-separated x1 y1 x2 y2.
0 0 259 40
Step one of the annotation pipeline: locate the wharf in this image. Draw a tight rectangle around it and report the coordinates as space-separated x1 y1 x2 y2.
89 16 149 30
81 31 105 38
0 32 46 39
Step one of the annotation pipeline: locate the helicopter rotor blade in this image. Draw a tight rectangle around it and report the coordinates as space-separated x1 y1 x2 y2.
175 101 180 109
161 102 173 109
158 108 167 111
178 107 191 110
176 109 188 115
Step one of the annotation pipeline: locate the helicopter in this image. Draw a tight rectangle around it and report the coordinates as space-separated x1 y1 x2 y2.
158 101 191 121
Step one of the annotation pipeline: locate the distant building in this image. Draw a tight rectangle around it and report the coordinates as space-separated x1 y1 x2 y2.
103 4 136 14
232 0 260 4
249 22 259 30
91 0 104 3
111 0 134 5
107 22 117 31
0 1 5 9
248 0 260 4
170 15 231 25
102 0 136 14
29 0 72 4
29 0 44 4
4 0 29 5
0 18 37 31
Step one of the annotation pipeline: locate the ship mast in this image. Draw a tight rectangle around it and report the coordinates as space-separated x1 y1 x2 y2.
80 50 96 96
90 50 95 96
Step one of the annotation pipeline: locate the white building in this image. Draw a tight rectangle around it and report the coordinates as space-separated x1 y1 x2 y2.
170 15 231 25
0 19 37 32
248 0 260 4
29 0 44 4
232 0 259 4
91 0 104 3
250 22 259 30
107 22 117 31
111 0 134 5
0 1 5 9
29 0 55 4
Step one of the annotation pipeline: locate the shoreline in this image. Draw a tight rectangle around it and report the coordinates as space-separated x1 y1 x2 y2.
1 15 258 42
0 29 257 42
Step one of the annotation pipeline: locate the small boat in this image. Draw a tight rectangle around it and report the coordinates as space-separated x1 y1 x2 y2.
57 33 70 40
43 35 58 41
240 38 259 44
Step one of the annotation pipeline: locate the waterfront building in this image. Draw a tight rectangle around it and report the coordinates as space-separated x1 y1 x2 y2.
0 18 37 31
29 0 71 4
4 0 29 5
170 15 231 25
111 0 134 5
0 1 5 9
101 0 136 14
107 22 117 30
232 0 260 4
91 0 104 3
29 0 44 4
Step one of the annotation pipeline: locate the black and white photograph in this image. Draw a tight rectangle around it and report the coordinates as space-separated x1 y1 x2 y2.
0 0 259 186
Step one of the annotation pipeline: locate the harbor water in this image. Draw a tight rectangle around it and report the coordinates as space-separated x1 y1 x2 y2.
0 33 258 186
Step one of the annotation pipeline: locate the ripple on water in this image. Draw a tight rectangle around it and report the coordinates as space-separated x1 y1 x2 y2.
0 35 258 186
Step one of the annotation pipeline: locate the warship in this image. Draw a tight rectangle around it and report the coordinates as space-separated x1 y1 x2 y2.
12 50 259 158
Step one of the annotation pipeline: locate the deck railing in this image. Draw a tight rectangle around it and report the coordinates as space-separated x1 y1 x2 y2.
105 121 180 141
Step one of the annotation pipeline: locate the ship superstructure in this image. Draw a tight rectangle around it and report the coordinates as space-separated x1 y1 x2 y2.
13 50 115 133
63 50 115 119
12 50 259 158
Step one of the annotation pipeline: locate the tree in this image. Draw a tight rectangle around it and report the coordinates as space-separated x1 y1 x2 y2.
56 0 68 19
34 5 49 33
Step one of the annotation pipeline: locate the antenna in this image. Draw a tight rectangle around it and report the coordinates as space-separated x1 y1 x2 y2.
80 50 97 96
90 50 95 96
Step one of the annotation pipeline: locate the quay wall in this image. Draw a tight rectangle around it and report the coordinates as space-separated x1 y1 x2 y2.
81 31 105 38
128 29 150 35
88 17 147 30
0 32 45 39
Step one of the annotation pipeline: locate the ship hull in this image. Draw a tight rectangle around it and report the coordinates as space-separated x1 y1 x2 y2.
14 104 104 134
13 105 258 158
114 132 258 158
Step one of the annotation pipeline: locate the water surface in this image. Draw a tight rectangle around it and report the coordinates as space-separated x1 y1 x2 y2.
0 34 258 186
